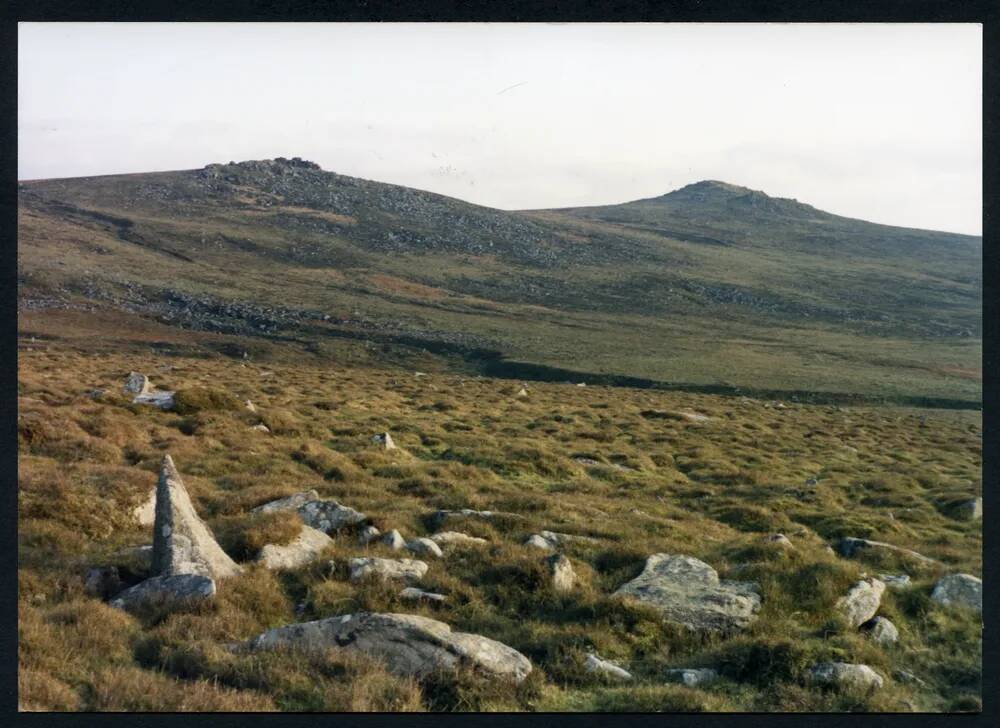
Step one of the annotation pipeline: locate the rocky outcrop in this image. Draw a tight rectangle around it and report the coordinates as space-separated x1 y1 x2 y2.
257 526 333 570
251 490 320 515
930 574 982 613
348 557 428 583
836 578 885 628
614 554 761 633
664 668 719 687
807 662 884 691
245 612 533 682
110 573 216 615
585 654 632 681
547 554 577 593
132 391 175 409
430 531 488 547
525 534 555 551
151 456 241 580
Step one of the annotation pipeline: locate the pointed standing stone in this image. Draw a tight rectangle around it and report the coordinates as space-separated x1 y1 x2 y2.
152 455 242 580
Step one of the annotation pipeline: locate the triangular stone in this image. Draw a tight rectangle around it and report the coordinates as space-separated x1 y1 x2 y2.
151 455 242 580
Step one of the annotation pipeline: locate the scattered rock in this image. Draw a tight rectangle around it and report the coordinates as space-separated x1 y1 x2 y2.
84 566 122 599
244 612 532 682
680 411 711 423
382 529 407 550
348 557 428 583
406 537 443 559
110 573 216 615
252 490 320 515
372 432 397 450
133 489 156 527
585 653 632 681
358 525 382 545
132 391 175 409
251 423 271 433
614 554 761 633
878 574 911 590
244 399 257 413
258 526 333 571
664 668 719 687
930 574 982 613
516 387 529 398
837 537 939 565
151 455 242 580
861 616 899 646
429 531 488 547
807 662 884 691
764 533 793 548
836 578 885 628
547 554 577 593
400 587 446 604
297 499 367 533
124 371 152 394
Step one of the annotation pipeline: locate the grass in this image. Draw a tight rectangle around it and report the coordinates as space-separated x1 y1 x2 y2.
15 310 982 712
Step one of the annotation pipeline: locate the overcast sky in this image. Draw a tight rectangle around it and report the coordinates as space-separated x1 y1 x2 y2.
19 23 982 235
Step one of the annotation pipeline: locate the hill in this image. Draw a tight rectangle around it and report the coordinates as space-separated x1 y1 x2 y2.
17 158 982 403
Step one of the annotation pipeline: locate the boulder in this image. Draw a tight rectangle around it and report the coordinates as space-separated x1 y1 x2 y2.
547 554 577 593
382 529 407 550
836 578 885 628
406 537 443 559
807 662 884 691
764 533 793 548
110 573 216 615
251 423 271 433
358 525 382 545
930 574 982 613
516 388 529 398
372 432 397 450
133 489 156 527
585 653 632 681
124 371 152 394
613 554 761 633
151 456 242 580
251 490 320 515
400 587 446 604
430 531 488 547
837 537 938 565
245 612 532 682
349 557 428 583
257 526 333 571
664 668 719 687
861 616 899 646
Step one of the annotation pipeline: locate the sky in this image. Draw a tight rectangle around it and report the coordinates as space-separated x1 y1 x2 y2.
18 23 982 235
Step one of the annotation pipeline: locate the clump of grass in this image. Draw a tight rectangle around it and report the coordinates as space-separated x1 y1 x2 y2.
213 511 304 561
171 387 242 415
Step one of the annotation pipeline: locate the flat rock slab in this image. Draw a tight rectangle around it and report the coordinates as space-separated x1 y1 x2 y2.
614 554 761 633
298 500 367 533
430 531 488 547
152 456 242 580
837 537 939 565
251 490 320 515
349 557 428 583
931 574 982 613
807 662 884 691
245 612 532 682
400 587 446 604
258 525 333 570
132 391 175 409
110 573 216 615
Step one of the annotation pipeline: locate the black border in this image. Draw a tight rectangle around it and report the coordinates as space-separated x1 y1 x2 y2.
3 2 996 727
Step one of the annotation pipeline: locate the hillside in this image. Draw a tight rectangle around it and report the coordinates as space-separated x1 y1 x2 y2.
17 158 982 403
